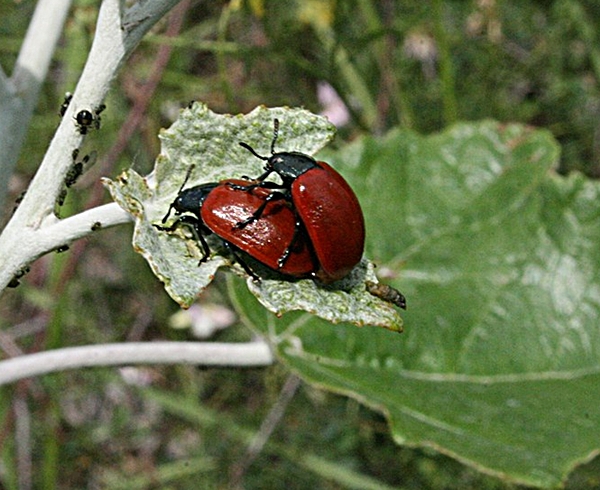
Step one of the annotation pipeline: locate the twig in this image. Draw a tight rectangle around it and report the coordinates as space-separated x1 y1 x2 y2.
13 396 32 490
52 1 191 296
230 374 302 488
0 341 274 386
0 0 182 292
0 0 72 207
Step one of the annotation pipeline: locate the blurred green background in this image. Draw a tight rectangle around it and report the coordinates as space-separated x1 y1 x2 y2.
2 0 600 488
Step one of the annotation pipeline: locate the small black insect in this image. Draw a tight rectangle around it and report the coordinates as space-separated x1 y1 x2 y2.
75 103 106 134
7 278 20 288
65 163 83 188
56 150 98 215
56 188 67 207
8 266 31 288
91 221 102 231
59 92 73 117
12 190 26 215
65 150 97 188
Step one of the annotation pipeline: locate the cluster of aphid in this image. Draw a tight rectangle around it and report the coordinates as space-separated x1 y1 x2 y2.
10 94 107 288
53 93 102 214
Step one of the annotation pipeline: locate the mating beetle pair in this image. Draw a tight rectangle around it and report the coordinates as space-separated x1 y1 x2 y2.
157 119 365 285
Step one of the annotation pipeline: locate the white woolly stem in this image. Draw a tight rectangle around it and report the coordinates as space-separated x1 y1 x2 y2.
0 341 275 386
0 0 72 206
0 0 182 292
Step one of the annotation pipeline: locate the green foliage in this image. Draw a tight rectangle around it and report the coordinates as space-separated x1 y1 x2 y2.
231 121 600 487
4 0 600 488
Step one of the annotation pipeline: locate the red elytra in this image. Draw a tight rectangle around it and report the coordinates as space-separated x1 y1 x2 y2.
288 160 364 282
156 176 318 280
201 180 318 277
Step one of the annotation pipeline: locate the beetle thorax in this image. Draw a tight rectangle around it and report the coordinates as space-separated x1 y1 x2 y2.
173 184 217 217
269 152 317 182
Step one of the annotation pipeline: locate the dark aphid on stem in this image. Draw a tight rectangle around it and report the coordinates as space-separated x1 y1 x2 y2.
75 104 106 135
8 266 31 288
12 190 26 215
65 150 96 188
59 92 73 117
55 150 98 214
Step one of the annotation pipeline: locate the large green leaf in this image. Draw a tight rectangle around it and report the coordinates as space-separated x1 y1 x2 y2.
230 121 600 488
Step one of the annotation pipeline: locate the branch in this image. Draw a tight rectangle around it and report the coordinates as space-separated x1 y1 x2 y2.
13 0 182 229
0 0 182 292
0 341 274 386
12 0 72 91
0 0 72 207
0 66 10 99
35 203 132 251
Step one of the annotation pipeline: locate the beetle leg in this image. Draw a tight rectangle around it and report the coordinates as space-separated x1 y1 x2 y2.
234 190 287 229
154 215 212 263
277 215 311 269
227 180 282 192
153 214 198 233
222 242 260 281
194 228 212 264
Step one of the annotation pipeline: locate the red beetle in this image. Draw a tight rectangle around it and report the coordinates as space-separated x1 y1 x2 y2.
155 174 317 280
235 119 365 283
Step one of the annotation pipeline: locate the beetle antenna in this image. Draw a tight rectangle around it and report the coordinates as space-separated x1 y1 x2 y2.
179 165 195 193
239 142 268 161
271 118 279 154
161 165 195 223
238 118 280 160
